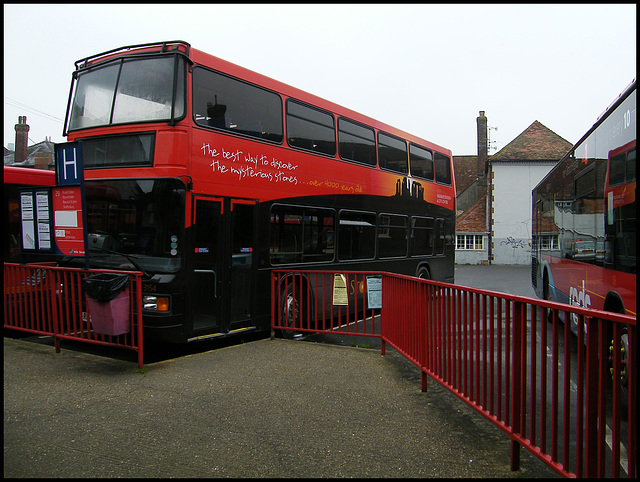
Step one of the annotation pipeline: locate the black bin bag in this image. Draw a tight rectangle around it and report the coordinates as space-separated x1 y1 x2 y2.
82 273 130 303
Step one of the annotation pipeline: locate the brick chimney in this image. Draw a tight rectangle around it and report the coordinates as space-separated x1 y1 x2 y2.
476 111 488 184
14 116 30 164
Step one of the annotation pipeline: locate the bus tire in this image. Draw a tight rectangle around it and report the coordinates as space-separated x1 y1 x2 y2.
416 266 431 280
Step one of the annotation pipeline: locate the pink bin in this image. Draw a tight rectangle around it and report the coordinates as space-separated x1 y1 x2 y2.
87 289 130 336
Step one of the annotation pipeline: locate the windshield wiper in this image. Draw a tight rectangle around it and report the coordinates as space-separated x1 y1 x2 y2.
89 246 152 279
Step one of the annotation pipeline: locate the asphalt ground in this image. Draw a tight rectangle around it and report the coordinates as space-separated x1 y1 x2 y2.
4 265 559 478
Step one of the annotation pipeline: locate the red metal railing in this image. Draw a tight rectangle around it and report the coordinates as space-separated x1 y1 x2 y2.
271 270 636 478
4 263 144 368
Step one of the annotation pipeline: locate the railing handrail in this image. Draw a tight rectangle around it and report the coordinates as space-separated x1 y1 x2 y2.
271 269 636 478
4 262 144 368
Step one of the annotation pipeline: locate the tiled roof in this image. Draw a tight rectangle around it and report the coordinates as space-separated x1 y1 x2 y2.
456 195 487 233
491 121 572 161
4 140 54 167
453 155 479 195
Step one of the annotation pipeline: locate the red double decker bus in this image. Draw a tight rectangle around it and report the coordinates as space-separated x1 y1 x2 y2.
532 80 635 376
61 40 456 343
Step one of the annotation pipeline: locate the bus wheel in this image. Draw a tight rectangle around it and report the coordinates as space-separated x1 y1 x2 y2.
417 266 430 280
609 329 629 387
280 283 302 339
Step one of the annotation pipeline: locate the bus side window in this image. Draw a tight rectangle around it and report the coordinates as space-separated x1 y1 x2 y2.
192 67 284 143
378 132 408 175
435 152 452 185
286 99 336 157
626 148 635 182
609 152 626 186
338 117 376 166
338 210 376 261
409 144 434 181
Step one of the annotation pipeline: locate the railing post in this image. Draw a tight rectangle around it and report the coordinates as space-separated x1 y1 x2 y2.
510 300 524 471
421 370 428 392
584 316 599 477
270 272 276 340
50 267 61 353
135 273 144 369
380 274 387 356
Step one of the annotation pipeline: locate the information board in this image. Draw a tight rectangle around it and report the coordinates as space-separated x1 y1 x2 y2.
52 186 85 255
19 188 54 252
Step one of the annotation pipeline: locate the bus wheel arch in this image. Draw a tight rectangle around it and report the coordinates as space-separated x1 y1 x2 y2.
416 264 431 280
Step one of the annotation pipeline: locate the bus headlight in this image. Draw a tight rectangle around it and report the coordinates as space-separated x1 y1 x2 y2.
143 295 170 312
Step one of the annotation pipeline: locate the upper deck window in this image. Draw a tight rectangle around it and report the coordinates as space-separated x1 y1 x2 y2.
609 148 636 186
338 118 376 166
68 56 186 131
434 152 452 185
409 143 434 181
287 100 336 156
193 68 284 143
378 132 408 174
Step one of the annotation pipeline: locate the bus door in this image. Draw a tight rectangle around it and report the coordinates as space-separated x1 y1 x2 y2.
228 199 256 329
191 196 256 337
192 197 223 334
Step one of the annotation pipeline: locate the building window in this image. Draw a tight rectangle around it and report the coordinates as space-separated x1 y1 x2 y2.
534 234 559 250
456 234 484 250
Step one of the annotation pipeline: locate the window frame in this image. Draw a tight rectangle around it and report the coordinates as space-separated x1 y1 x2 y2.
378 131 408 174
456 234 485 251
434 151 452 185
409 143 434 181
192 66 284 144
337 209 377 261
337 117 377 166
269 204 336 265
378 213 409 259
286 98 336 156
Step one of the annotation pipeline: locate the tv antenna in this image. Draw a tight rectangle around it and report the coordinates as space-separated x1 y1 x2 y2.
488 125 498 152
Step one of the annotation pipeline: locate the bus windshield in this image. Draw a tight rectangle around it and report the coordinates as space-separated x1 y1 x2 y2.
85 178 185 273
68 55 186 131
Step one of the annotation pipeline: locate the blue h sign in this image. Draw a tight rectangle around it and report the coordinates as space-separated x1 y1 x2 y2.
55 142 84 186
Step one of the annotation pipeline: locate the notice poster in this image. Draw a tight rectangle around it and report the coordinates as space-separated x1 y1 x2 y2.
332 273 349 306
36 191 52 250
366 276 382 309
52 186 85 255
20 192 36 250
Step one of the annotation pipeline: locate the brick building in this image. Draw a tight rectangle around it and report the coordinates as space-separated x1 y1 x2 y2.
454 112 572 265
4 116 55 170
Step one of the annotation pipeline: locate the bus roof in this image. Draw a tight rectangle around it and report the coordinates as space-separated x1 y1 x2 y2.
4 165 55 186
72 40 451 157
189 46 452 156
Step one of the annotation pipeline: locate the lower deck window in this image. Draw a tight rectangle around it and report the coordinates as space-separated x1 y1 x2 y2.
378 214 408 258
338 210 377 261
270 205 335 264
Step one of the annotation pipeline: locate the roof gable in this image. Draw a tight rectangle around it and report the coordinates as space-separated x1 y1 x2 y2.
491 121 572 161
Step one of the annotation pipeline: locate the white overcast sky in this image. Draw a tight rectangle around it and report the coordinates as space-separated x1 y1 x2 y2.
3 3 637 156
